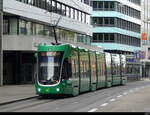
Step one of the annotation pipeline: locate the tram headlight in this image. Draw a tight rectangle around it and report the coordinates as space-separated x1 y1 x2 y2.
56 88 60 92
38 88 41 92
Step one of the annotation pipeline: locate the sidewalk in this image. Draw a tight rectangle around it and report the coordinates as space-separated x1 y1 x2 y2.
0 84 37 105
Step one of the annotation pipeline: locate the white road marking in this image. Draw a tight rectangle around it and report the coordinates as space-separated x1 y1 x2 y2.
110 99 116 102
123 92 128 95
134 88 139 91
101 103 108 107
117 95 122 98
55 108 59 110
88 108 98 112
142 86 145 88
129 90 133 93
74 102 79 104
139 87 143 89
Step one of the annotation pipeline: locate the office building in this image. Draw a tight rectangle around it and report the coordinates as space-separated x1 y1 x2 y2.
91 0 142 80
2 0 93 85
91 0 141 54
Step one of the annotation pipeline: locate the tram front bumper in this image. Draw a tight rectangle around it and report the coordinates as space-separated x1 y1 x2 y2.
36 86 62 95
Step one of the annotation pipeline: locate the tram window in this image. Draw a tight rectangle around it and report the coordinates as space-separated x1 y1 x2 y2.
111 54 121 76
97 53 105 81
85 61 89 77
90 52 96 81
71 59 76 78
101 63 105 80
71 59 79 78
83 61 87 78
91 60 96 80
98 61 100 78
79 51 89 79
70 50 79 79
81 61 86 78
105 53 112 76
61 59 72 80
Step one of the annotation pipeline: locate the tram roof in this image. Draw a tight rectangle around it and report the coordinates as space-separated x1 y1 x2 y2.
38 41 104 54
60 41 104 54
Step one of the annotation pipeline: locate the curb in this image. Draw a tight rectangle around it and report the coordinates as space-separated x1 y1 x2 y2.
0 96 39 106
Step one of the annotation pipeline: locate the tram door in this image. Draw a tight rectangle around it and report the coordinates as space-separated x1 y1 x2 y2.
20 64 34 84
111 54 121 85
79 50 90 93
90 51 97 91
120 55 127 84
105 53 112 87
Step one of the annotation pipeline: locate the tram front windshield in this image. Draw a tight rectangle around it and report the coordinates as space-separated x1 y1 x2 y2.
38 52 64 85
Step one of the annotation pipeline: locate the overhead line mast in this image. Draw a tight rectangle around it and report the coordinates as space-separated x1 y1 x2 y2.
0 0 3 86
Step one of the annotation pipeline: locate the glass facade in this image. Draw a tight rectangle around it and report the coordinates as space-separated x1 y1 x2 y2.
92 17 141 33
16 0 91 25
127 0 141 6
3 16 91 45
91 0 141 51
93 33 140 47
77 0 90 5
92 1 141 19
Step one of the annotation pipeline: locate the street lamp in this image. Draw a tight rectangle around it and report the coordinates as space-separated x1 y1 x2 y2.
0 0 3 86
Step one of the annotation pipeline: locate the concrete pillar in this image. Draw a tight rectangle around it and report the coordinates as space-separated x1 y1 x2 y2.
0 0 3 86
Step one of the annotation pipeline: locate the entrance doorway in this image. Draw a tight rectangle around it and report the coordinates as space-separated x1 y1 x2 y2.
3 51 36 85
20 64 34 84
3 63 13 85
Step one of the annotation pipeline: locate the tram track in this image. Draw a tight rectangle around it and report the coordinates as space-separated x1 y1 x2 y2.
0 96 39 106
0 96 56 112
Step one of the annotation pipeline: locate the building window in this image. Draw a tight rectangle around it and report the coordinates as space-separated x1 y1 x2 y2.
92 33 140 47
92 1 141 19
9 18 18 35
16 0 90 24
3 19 9 35
92 17 141 33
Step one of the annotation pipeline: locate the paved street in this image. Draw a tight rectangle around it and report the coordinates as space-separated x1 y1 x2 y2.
96 84 150 112
0 79 150 112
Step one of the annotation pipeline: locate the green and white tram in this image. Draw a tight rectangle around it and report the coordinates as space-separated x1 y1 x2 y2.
35 44 127 96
